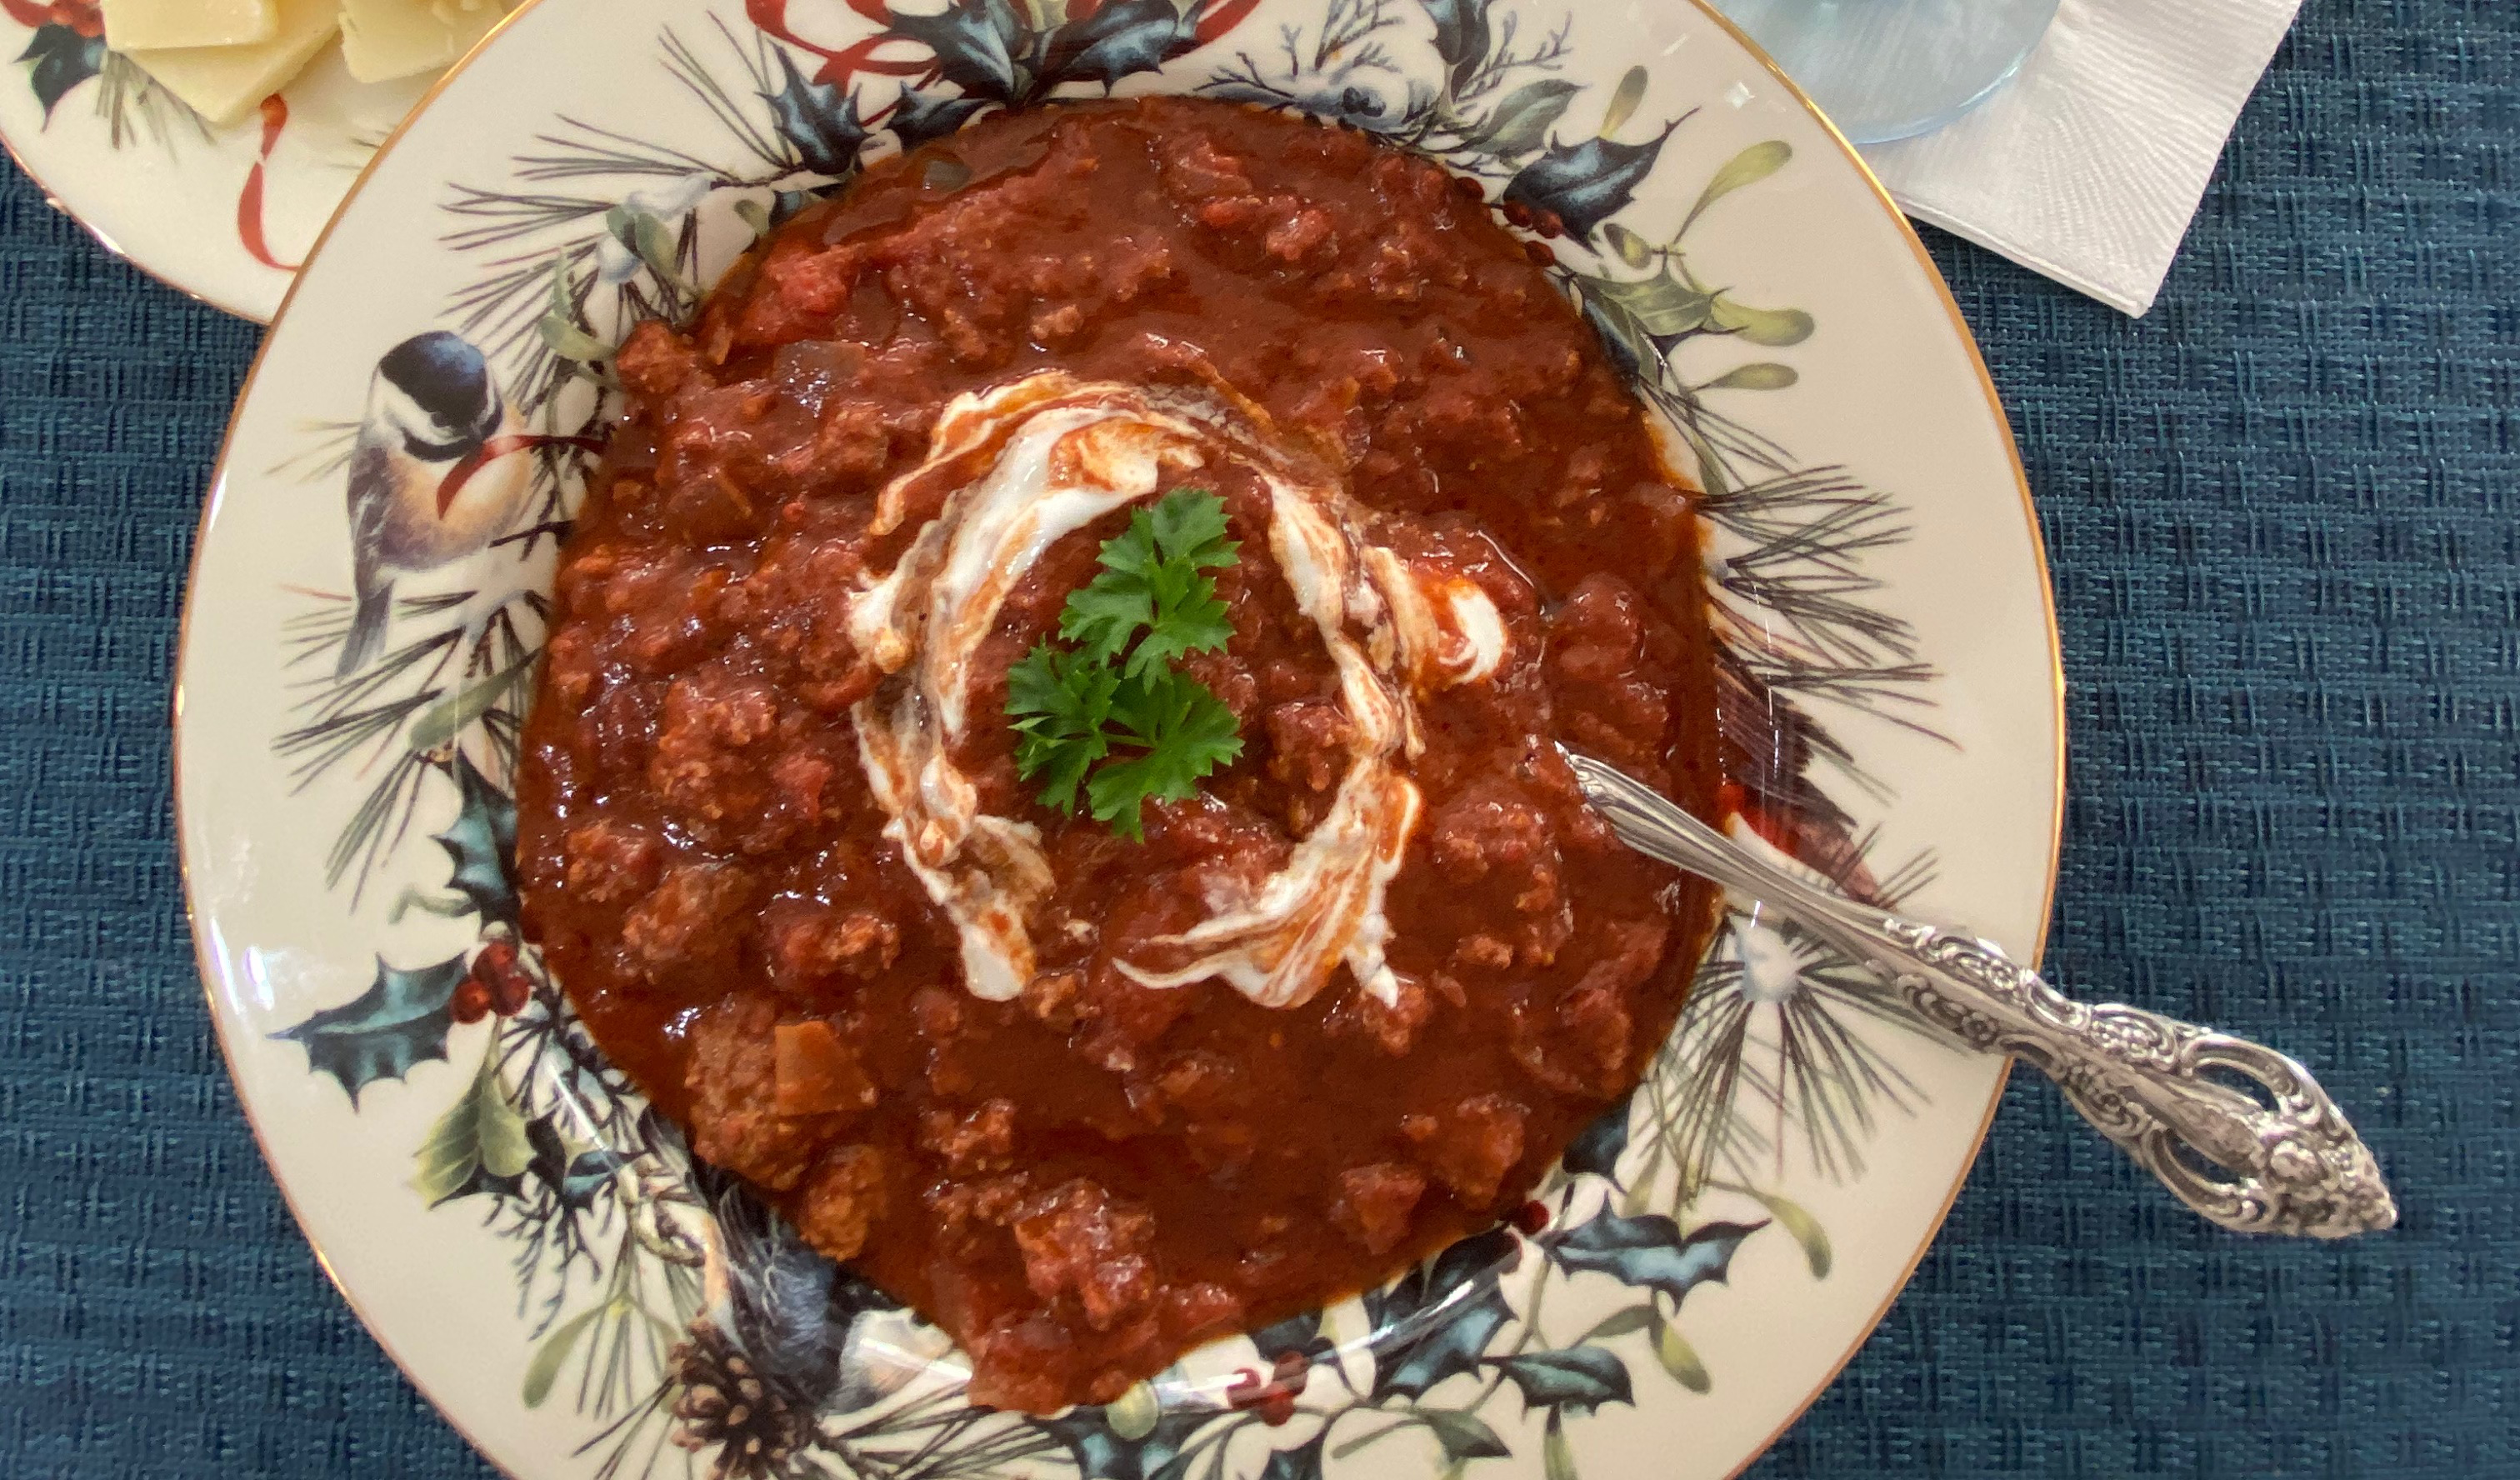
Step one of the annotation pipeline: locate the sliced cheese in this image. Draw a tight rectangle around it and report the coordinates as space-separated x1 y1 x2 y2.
338 0 505 83
120 0 339 128
102 0 277 51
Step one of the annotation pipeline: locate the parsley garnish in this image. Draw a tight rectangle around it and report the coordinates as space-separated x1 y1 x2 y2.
1008 489 1245 839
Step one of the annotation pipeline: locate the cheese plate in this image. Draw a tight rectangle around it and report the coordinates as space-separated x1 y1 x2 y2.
1 0 511 321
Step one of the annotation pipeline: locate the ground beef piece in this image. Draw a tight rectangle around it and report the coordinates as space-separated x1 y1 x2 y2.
1157 130 1253 202
1152 1051 1242 1117
795 1145 888 1260
615 320 706 399
648 668 793 849
1428 782 1563 918
1548 573 1643 682
1263 698 1351 793
761 237 862 321
622 862 752 978
1332 1162 1427 1254
1333 974 1434 1056
911 985 979 1098
765 902 901 993
562 818 661 906
1404 1093 1529 1207
770 748 834 826
921 1098 1018 1176
1559 676 1672 765
544 625 602 708
805 398 913 488
1022 968 1085 1031
1012 1181 1158 1333
558 542 722 682
967 1302 1186 1415
685 995 822 1191
1548 572 1673 764
1263 204 1337 262
930 1174 1030 1238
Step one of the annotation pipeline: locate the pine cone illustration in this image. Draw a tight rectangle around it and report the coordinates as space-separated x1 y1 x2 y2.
669 1318 812 1480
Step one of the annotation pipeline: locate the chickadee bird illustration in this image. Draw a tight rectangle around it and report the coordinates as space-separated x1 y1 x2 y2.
337 331 532 678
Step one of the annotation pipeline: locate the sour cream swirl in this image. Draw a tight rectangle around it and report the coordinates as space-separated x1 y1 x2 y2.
844 373 1506 1009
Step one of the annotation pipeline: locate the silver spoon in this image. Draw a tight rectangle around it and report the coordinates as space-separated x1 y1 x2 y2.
1562 749 2398 1239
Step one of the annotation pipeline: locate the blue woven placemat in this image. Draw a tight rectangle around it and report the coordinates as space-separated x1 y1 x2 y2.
2 0 2512 1473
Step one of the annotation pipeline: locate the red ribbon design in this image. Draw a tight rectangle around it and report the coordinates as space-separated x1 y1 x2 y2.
236 94 300 272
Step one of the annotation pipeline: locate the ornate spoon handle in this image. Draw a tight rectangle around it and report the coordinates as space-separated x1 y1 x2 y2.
1562 750 2398 1238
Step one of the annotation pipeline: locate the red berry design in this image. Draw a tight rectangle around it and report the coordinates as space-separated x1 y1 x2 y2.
449 975 493 1025
52 2 103 38
1512 1199 1552 1237
472 939 532 1017
1224 1353 1310 1426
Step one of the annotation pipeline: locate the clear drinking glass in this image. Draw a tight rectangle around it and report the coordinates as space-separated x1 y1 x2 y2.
1712 0 2065 144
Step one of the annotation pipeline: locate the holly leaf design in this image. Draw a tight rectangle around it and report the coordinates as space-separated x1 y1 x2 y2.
272 954 468 1105
1559 1097 1632 1180
1577 298 1647 386
18 24 103 122
763 45 868 178
889 0 1028 102
1419 1408 1512 1464
1502 121 1679 244
1258 1435 1328 1480
1488 1348 1634 1418
1040 1406 1211 1480
1364 1223 1523 1399
1542 1213 1764 1307
1462 78 1580 160
434 752 519 926
1422 0 1492 92
1247 1308 1330 1365
890 86 994 150
1042 0 1198 89
412 1045 533 1206
1377 1282 1515 1399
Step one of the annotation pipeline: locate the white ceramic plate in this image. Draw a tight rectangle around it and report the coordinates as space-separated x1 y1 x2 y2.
178 2 2062 1476
0 2 459 321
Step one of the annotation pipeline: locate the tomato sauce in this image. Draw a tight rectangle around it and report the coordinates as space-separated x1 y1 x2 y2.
514 98 1722 1412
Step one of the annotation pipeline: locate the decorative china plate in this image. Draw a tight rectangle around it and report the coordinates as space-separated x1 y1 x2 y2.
177 1 2062 1475
0 2 452 322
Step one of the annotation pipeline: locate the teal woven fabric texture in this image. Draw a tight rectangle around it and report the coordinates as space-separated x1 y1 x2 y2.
1 0 2511 1474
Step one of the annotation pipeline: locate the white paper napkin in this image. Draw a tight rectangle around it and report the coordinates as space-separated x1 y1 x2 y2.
1853 0 2303 317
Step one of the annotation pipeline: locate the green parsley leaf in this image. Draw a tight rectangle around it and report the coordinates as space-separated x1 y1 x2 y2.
1124 572 1232 678
1007 644 1118 812
1006 488 1247 838
1055 491 1239 674
1088 668 1246 840
1148 487 1238 570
